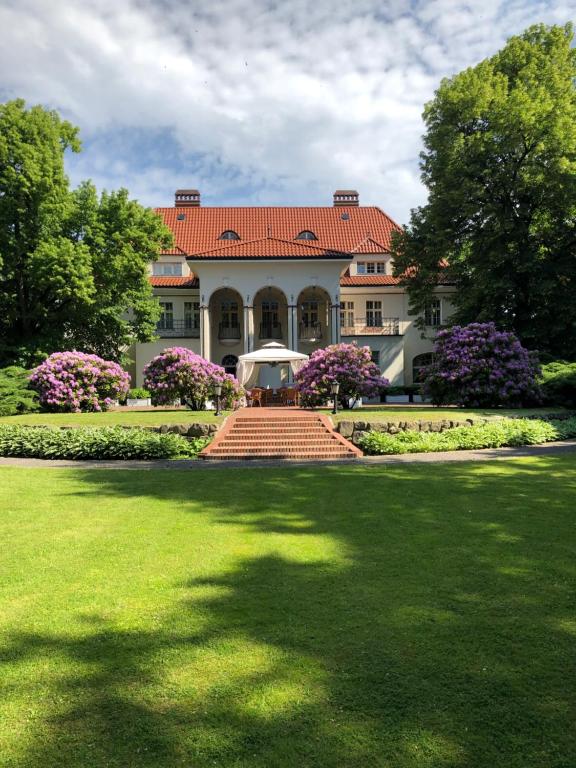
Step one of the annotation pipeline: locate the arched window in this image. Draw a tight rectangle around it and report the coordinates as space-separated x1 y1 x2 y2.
295 230 317 240
413 353 434 383
219 230 240 240
222 354 239 376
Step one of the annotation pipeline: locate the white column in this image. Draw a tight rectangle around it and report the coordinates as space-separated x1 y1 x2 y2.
243 303 254 354
331 296 340 344
200 302 211 361
287 302 297 352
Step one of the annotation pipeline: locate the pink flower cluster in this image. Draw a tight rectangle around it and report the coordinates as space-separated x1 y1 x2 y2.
295 343 388 408
424 323 541 407
143 347 243 410
30 351 130 412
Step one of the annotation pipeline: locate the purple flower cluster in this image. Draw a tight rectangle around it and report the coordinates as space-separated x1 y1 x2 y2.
295 343 388 408
30 351 130 412
143 347 243 410
423 322 541 407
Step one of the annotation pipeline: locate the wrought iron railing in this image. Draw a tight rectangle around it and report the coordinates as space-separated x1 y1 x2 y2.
340 317 401 336
259 322 283 340
157 319 200 338
299 321 323 341
219 322 241 341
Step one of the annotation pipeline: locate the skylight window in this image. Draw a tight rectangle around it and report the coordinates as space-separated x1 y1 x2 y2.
176 213 186 221
220 230 240 240
295 230 317 240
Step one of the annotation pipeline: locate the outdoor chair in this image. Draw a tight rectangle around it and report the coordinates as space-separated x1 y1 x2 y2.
247 388 263 407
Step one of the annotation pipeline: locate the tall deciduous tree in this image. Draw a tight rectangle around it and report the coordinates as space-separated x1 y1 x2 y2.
392 24 576 359
0 99 172 366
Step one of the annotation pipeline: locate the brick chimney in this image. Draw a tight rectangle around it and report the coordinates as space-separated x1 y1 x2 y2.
175 189 201 207
333 190 359 207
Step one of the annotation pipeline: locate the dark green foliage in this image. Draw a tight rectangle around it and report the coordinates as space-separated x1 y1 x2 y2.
0 425 208 459
127 388 151 399
0 99 173 367
0 366 39 416
392 24 576 358
540 361 576 407
359 417 575 455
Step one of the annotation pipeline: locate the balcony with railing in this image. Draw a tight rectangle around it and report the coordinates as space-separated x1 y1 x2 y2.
157 319 200 338
340 317 401 336
219 322 241 342
299 321 323 342
259 322 283 340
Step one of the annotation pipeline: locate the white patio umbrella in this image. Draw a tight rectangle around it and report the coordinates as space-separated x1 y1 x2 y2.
236 342 309 386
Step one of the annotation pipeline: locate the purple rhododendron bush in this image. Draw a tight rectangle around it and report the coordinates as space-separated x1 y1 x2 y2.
295 343 388 408
144 347 243 410
423 323 541 407
30 351 130 412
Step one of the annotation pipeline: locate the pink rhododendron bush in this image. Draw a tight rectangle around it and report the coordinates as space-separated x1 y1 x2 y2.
295 343 388 408
144 347 243 410
30 351 130 412
423 322 541 407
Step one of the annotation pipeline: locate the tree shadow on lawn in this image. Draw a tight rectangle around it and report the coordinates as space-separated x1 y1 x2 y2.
2 457 576 767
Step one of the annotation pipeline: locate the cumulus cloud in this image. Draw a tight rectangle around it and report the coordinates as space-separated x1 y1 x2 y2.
0 0 572 222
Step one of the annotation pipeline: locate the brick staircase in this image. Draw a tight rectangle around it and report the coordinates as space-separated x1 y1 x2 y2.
200 408 362 461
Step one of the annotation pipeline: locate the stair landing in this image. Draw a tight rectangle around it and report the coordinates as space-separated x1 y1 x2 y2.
200 408 362 461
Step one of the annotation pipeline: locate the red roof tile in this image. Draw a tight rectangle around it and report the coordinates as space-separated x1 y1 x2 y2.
150 276 199 288
155 206 400 258
189 236 351 260
340 274 402 286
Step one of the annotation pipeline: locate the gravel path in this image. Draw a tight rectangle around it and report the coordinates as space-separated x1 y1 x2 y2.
0 439 575 470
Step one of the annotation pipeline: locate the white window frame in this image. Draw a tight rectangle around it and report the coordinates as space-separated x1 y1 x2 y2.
152 262 183 276
366 300 383 327
424 298 442 327
340 301 354 328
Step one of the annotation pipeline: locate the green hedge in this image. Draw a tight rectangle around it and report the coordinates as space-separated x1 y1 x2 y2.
0 367 39 417
0 425 209 460
540 361 576 408
358 418 576 456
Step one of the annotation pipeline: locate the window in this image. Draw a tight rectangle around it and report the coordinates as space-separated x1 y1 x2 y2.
357 262 386 275
371 350 380 367
152 262 183 276
158 302 174 330
424 298 442 326
295 230 317 240
222 355 238 376
366 300 382 327
413 353 434 383
221 300 239 328
301 300 319 327
340 301 354 328
219 230 240 240
184 301 200 331
261 300 279 326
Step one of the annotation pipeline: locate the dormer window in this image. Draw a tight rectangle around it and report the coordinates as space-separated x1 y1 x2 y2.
220 230 240 240
295 230 318 241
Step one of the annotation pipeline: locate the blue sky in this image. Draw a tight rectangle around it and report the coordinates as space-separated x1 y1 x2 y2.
0 0 573 224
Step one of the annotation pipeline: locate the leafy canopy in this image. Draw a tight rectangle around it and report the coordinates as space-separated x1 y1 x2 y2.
392 24 576 358
0 99 173 366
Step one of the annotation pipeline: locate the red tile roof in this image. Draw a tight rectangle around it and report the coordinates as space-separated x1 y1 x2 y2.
155 206 401 258
189 236 351 260
340 274 402 286
150 276 199 288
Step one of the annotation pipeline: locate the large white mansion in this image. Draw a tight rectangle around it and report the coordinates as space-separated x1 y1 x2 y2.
130 189 453 388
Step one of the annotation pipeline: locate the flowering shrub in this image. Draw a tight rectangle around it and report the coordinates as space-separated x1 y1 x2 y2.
143 347 243 410
423 323 541 407
295 343 388 408
29 351 130 412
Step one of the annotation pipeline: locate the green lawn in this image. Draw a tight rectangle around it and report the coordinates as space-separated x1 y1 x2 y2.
0 408 226 427
324 406 567 423
1 459 575 767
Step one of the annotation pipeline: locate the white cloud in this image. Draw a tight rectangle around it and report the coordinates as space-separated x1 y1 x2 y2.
0 0 571 222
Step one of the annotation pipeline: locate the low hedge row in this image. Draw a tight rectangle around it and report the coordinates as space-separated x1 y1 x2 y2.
358 418 576 456
0 425 210 460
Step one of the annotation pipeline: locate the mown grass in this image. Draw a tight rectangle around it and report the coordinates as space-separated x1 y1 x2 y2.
0 408 226 427
1 459 575 766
